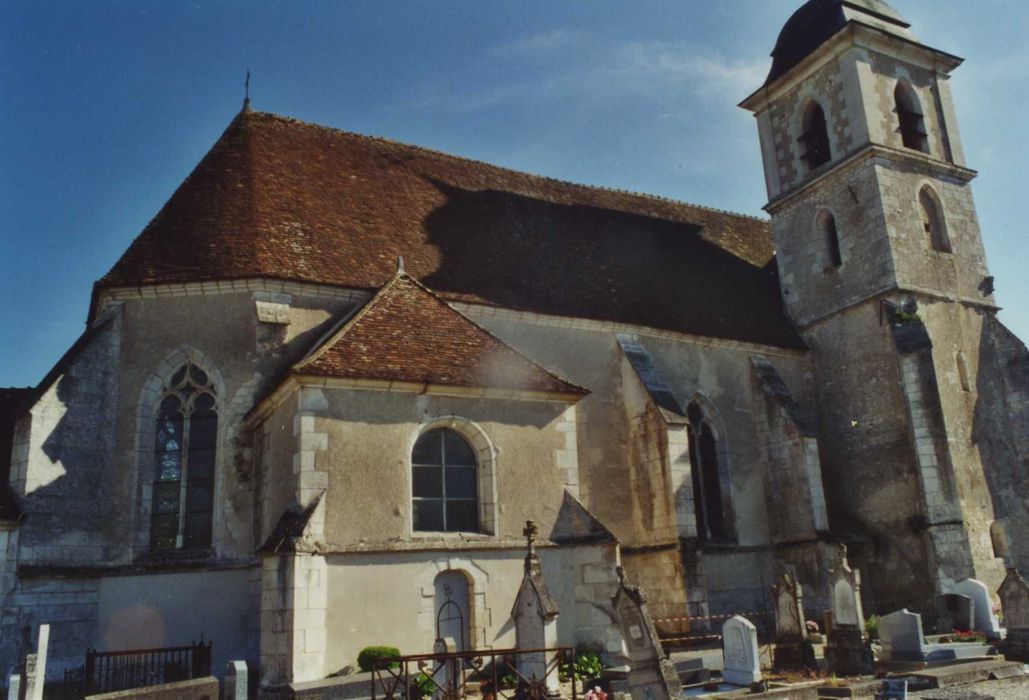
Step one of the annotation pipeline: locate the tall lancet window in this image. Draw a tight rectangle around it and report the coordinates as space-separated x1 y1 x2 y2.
686 399 734 543
151 363 217 551
799 101 831 171
819 210 843 269
919 186 951 253
895 81 929 153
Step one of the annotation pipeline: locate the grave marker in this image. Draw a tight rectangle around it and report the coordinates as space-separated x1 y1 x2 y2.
512 521 560 694
771 572 807 670
942 579 1002 640
225 660 248 700
721 615 761 687
998 568 1029 662
610 567 679 700
826 545 872 675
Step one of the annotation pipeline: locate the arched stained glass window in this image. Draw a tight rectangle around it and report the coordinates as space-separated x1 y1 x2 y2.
151 363 217 551
412 429 479 533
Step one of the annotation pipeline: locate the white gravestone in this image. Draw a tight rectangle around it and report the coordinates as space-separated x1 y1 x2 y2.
6 673 20 700
944 579 1002 639
721 615 761 686
23 624 49 700
225 660 248 700
512 520 560 694
878 609 926 662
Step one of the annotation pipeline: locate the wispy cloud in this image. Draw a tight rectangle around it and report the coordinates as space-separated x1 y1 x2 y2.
431 34 767 111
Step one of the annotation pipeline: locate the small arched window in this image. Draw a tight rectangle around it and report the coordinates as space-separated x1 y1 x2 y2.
818 210 843 269
919 186 951 253
686 400 734 543
799 101 831 171
151 363 217 551
895 82 928 153
412 429 479 533
956 351 971 392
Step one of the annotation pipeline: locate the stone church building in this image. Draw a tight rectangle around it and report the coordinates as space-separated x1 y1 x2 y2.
2 0 1028 690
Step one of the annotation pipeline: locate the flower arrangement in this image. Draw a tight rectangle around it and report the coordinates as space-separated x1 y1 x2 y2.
584 687 608 700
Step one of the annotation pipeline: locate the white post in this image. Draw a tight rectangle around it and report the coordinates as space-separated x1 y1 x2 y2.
225 660 248 700
6 673 21 700
30 624 49 700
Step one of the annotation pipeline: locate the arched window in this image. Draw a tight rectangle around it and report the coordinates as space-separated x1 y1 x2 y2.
799 101 831 171
151 363 217 551
686 400 734 543
412 428 479 533
895 82 928 153
919 186 951 253
956 351 971 392
818 210 843 269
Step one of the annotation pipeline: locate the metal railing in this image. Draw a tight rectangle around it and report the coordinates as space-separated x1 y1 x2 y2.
371 646 577 700
78 637 212 695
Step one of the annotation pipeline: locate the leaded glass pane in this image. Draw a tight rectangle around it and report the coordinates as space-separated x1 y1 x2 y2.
446 501 479 532
190 412 217 449
445 466 477 499
414 500 444 531
170 365 188 388
412 430 443 465
159 394 183 418
150 514 178 550
413 466 443 498
443 431 476 466
153 482 180 514
185 484 212 513
188 448 215 480
193 391 216 412
189 365 209 388
156 451 182 482
155 417 183 453
183 513 212 549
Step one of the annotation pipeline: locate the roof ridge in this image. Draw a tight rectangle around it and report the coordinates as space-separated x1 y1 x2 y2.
247 110 769 225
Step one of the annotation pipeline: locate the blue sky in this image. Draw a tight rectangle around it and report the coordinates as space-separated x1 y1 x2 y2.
1 1 1026 386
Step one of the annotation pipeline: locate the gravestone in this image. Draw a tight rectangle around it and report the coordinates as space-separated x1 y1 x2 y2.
512 521 560 694
943 579 1002 640
771 572 808 670
936 594 974 633
610 567 679 700
878 609 926 663
23 624 49 700
6 673 20 700
432 636 457 700
826 545 872 676
878 678 908 699
225 660 248 700
998 568 1029 662
722 616 761 686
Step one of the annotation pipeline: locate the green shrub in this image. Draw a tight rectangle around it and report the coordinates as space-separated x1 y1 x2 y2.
357 646 401 672
411 672 436 698
864 615 879 641
559 651 604 682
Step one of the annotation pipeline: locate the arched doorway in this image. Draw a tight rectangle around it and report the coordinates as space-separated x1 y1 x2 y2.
434 571 471 651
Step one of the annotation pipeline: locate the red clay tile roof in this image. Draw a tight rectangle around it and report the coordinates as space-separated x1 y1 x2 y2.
295 270 587 396
98 109 803 349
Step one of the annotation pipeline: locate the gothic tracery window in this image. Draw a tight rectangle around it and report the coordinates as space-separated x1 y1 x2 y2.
412 428 479 533
150 363 217 551
686 400 734 543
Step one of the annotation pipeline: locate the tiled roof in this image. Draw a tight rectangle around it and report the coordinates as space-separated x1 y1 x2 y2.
98 109 804 349
294 269 587 397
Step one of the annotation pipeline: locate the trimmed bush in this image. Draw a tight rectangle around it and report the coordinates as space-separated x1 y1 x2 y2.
358 646 401 672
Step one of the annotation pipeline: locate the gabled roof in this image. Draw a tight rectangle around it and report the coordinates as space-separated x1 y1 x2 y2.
293 269 587 398
97 109 804 350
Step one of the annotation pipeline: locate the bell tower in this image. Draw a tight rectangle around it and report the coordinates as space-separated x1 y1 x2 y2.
741 0 1005 612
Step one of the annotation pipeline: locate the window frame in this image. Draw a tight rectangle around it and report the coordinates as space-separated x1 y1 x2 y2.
411 428 481 534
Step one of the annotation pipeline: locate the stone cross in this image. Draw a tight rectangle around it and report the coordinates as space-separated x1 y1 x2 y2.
721 616 761 686
523 520 539 574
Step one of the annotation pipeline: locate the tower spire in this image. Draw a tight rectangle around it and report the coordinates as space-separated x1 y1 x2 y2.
243 69 251 112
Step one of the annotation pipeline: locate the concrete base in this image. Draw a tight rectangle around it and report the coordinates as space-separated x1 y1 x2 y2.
888 658 1024 689
1001 628 1029 662
825 629 871 677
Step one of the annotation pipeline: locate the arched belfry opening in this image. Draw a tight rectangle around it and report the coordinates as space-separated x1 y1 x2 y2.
895 81 929 152
799 101 831 172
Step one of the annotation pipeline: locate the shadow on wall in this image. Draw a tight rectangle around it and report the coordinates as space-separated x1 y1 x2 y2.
972 315 1029 571
417 178 797 349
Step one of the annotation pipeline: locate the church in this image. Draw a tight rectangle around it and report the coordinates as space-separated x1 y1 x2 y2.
2 0 1028 691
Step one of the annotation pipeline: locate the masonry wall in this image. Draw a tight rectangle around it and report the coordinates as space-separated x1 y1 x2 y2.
320 543 620 677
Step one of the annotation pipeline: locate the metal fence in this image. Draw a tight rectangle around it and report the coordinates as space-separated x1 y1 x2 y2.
68 637 212 696
371 646 576 700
